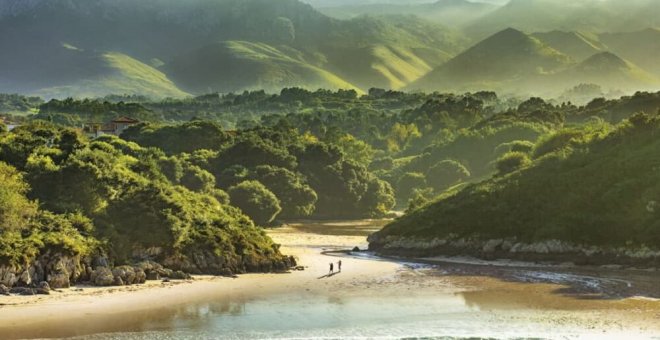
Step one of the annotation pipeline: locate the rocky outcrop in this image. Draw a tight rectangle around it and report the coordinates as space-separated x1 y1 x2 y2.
368 234 660 268
162 250 296 277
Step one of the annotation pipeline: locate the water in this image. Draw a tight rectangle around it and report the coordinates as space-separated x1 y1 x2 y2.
5 220 660 340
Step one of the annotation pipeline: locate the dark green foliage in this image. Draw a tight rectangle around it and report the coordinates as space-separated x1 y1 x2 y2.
122 121 231 155
0 123 289 271
375 112 660 248
495 152 531 175
396 172 427 204
249 165 317 219
425 160 471 191
228 181 282 226
0 162 37 231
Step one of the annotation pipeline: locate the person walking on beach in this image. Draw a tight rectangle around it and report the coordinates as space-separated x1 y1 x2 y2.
329 262 334 274
338 260 342 272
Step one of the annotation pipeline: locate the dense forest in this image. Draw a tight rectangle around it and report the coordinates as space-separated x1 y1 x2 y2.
1 88 660 289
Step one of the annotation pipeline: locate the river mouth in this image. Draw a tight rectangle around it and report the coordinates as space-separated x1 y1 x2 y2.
2 219 659 340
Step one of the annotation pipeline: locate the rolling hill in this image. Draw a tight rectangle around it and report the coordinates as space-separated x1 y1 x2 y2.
531 31 606 62
165 41 360 94
0 0 469 97
600 28 660 77
408 28 571 92
466 0 660 40
551 52 660 92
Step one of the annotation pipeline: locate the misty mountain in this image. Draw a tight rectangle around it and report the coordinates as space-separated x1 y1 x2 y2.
0 0 468 97
600 28 660 77
531 31 606 62
554 52 660 92
409 28 571 92
466 0 660 40
318 0 498 28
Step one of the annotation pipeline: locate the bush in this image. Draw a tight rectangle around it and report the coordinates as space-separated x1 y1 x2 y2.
426 160 470 191
496 152 531 175
228 181 282 226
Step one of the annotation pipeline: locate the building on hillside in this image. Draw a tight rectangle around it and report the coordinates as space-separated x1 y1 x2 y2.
82 117 140 138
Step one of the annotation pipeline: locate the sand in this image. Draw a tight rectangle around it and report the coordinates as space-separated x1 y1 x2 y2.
0 220 659 339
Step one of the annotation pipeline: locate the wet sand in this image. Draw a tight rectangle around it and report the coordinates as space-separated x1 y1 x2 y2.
0 220 659 339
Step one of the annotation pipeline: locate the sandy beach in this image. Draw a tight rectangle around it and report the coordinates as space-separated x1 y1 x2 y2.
1 220 659 339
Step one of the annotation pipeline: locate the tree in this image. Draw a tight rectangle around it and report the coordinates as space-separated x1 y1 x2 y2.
228 181 282 226
496 152 531 175
396 172 427 203
0 162 37 231
426 160 470 191
249 166 317 219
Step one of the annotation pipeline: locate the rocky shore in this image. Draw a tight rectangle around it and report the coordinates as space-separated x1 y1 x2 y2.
0 249 296 296
367 234 660 269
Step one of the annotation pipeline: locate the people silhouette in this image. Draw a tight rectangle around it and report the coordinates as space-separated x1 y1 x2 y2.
338 260 342 272
329 262 334 274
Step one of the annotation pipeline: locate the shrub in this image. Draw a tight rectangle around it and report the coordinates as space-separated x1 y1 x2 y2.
228 181 282 226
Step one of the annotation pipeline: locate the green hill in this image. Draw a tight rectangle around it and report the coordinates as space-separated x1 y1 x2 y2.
0 0 468 96
369 110 660 264
37 52 190 99
466 0 660 40
532 31 606 62
409 28 571 92
600 28 660 77
555 52 660 91
165 41 359 94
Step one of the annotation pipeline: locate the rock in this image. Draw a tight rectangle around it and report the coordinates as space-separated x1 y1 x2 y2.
112 266 137 285
293 266 305 271
92 267 115 286
48 272 70 289
482 239 503 253
113 276 124 286
0 284 9 295
352 246 361 252
34 281 51 295
218 268 233 277
146 271 160 281
19 268 33 286
170 270 191 280
134 268 147 284
10 287 34 296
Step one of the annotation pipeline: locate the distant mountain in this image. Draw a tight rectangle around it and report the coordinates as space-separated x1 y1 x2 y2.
0 0 468 97
165 41 359 94
532 31 606 62
466 0 660 40
409 28 571 92
36 51 190 99
552 52 660 92
318 0 498 28
600 28 660 77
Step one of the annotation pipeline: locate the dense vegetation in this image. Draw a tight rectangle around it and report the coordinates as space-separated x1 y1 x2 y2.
371 111 660 253
0 122 292 275
2 88 660 276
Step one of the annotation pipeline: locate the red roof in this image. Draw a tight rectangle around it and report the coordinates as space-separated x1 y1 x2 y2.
112 117 140 124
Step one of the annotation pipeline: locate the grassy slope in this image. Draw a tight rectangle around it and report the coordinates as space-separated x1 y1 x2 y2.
372 115 660 249
550 52 660 92
165 41 361 94
36 52 190 99
531 31 606 61
408 28 571 92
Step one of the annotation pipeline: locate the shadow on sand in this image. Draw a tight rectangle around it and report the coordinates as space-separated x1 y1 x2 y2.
317 271 341 279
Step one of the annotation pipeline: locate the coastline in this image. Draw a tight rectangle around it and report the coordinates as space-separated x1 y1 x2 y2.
368 235 660 269
1 221 659 339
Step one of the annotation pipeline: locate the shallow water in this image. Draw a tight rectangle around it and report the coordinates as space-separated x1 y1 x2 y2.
60 291 649 340
6 220 660 340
